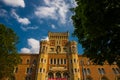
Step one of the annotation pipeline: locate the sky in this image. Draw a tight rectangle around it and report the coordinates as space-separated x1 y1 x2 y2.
0 0 83 54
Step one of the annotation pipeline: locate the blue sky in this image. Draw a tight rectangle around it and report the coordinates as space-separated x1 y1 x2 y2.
0 0 83 54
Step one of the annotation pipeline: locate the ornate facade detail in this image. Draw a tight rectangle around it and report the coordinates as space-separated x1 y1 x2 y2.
14 32 119 80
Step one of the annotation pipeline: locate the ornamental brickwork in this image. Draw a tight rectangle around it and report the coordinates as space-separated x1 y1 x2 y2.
14 32 120 80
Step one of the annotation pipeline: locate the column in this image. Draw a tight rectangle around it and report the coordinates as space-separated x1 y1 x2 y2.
61 73 63 78
59 58 61 64
54 73 56 78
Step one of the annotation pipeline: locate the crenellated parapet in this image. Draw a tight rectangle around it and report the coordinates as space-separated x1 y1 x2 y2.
48 31 69 40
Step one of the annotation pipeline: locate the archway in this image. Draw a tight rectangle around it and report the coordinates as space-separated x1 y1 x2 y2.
63 72 69 78
56 72 61 78
48 72 54 78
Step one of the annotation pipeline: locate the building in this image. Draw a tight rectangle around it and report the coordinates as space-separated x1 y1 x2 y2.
15 32 120 80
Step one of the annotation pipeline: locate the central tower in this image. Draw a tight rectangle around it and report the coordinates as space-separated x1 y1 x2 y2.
36 32 81 80
48 31 69 54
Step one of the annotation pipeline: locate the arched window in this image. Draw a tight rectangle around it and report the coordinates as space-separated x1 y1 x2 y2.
41 58 43 63
50 59 52 64
48 72 54 78
56 72 61 78
27 59 30 64
63 72 69 78
64 59 66 64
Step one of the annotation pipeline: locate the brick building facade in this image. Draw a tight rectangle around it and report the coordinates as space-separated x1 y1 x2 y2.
14 32 120 80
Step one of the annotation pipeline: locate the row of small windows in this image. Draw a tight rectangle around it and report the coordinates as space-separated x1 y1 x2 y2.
71 68 80 73
39 68 46 73
112 68 120 74
80 60 118 66
83 68 91 75
14 67 33 73
50 59 66 64
39 58 46 63
71 59 78 63
82 68 120 75
98 68 105 75
49 36 68 39
20 59 37 65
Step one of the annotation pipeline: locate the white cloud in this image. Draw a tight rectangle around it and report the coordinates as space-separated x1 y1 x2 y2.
11 9 30 25
21 48 31 53
35 7 57 20
2 0 25 8
34 0 69 24
41 36 49 41
21 26 39 31
51 24 56 29
20 38 40 53
18 18 30 25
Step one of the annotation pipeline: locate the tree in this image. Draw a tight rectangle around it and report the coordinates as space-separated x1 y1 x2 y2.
72 0 120 66
0 24 21 80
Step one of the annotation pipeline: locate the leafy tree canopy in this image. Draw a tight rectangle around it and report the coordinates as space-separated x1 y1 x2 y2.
0 24 21 79
72 0 120 66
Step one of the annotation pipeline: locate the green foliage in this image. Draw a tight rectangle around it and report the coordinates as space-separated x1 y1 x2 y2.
0 24 21 79
72 0 120 66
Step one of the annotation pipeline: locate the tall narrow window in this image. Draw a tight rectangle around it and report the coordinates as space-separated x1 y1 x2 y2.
27 59 30 64
101 68 105 74
83 68 91 75
54 59 56 64
87 68 91 75
64 59 66 64
75 68 77 72
44 59 46 63
43 68 45 73
112 68 120 74
83 68 87 75
61 59 63 64
98 68 105 75
50 59 52 64
71 59 72 63
26 68 29 73
74 59 76 63
116 68 120 74
41 58 43 63
40 68 42 73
